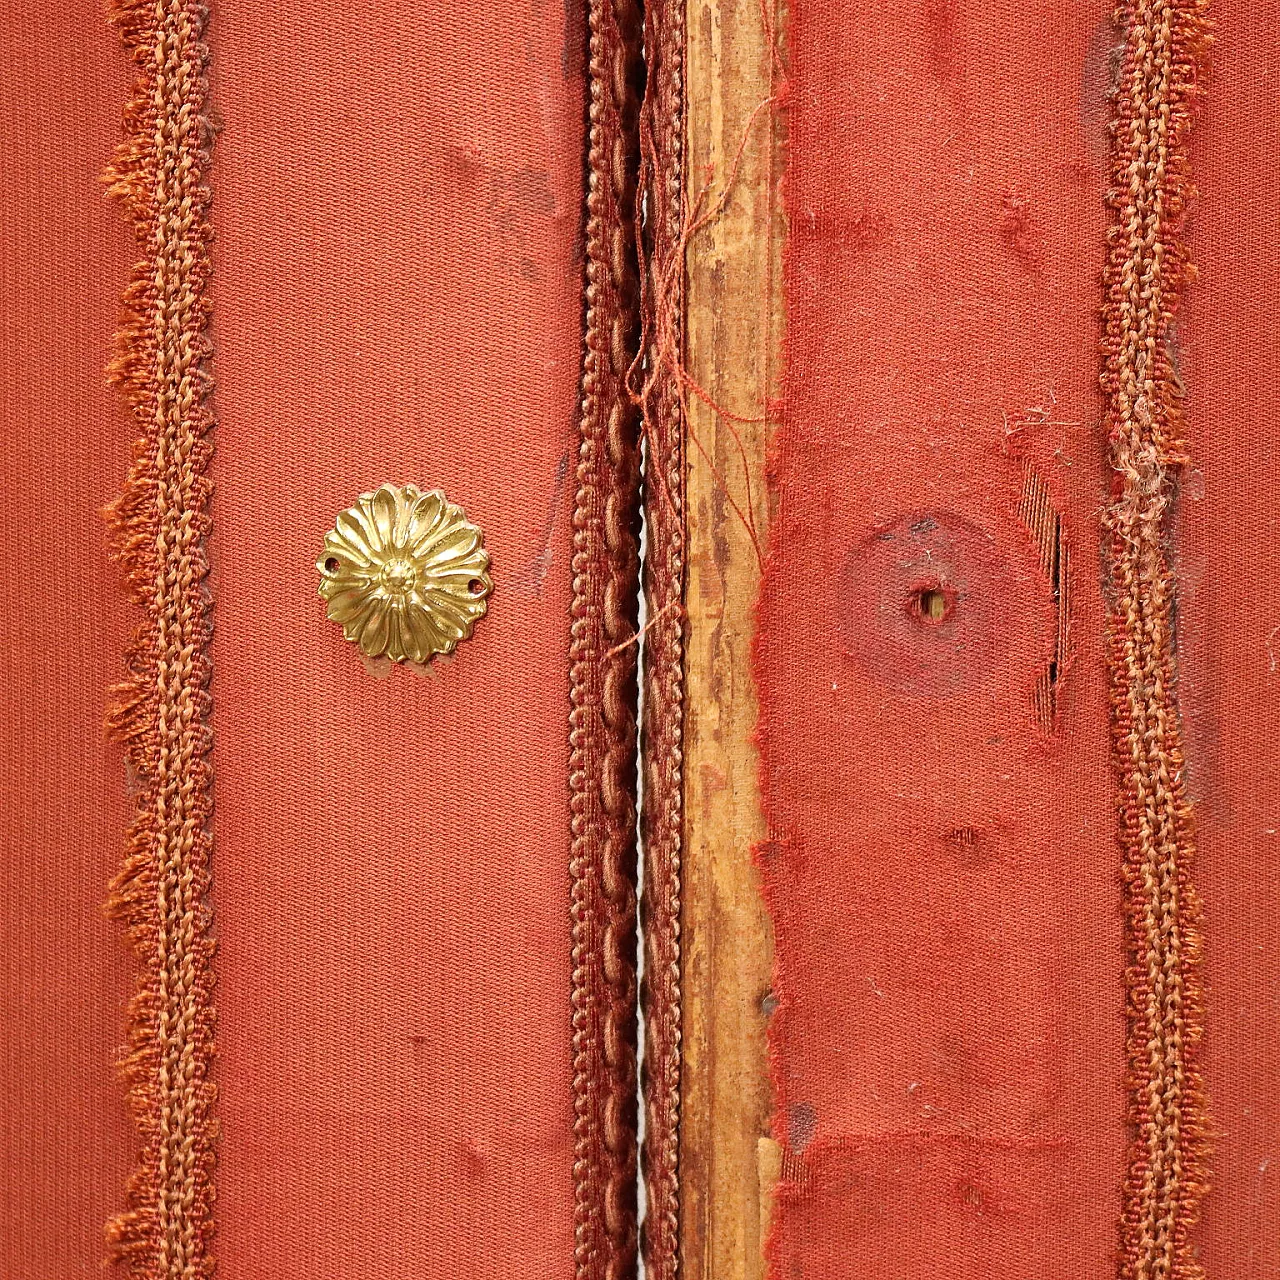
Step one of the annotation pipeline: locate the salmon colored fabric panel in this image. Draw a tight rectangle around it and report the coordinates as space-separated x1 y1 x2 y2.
0 9 135 1277
206 4 583 1276
760 1 1126 1275
1181 1 1280 1271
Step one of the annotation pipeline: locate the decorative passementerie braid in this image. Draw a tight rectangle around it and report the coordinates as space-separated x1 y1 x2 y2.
1102 3 1211 1278
569 0 645 1276
103 2 218 1277
637 0 686 1274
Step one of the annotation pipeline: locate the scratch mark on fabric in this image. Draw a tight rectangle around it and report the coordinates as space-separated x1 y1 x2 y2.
509 449 570 597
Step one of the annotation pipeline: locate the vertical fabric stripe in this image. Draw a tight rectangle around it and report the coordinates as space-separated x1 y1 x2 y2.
1103 3 1212 1277
103 1 218 1276
761 1 1127 1274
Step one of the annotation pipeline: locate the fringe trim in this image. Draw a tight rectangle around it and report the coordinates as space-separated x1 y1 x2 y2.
1102 3 1212 1278
637 0 687 1272
103 2 218 1276
569 0 645 1276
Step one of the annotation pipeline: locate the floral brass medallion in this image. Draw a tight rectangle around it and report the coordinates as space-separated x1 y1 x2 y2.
317 484 492 663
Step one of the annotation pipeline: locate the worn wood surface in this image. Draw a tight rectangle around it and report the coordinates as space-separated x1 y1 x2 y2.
679 0 784 1274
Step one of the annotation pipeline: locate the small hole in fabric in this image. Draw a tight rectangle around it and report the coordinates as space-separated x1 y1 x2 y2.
914 587 949 622
842 511 1007 696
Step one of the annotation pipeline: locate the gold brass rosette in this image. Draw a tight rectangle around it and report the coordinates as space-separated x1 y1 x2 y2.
317 484 492 663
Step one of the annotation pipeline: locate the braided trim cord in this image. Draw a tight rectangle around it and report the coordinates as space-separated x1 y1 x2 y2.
569 0 645 1276
102 2 218 1277
1102 3 1212 1278
637 0 686 1272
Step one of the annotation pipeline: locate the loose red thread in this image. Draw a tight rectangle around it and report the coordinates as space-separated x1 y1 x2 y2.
569 0 645 1277
101 1 219 1278
1102 2 1212 1278
637 6 786 1273
636 80 783 575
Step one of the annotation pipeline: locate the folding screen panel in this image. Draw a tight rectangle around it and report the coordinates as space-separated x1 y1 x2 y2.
1 2 1277 1279
642 2 1280 1278
2 3 641 1277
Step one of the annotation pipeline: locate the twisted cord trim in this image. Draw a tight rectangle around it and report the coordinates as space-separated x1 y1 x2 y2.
637 0 687 1273
103 1 219 1277
1102 3 1212 1277
569 0 645 1276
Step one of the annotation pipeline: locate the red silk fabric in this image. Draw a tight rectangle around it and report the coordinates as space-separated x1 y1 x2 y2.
207 3 584 1276
1 3 586 1276
1182 0 1280 1267
761 0 1278 1275
3 1 1279 1276
0 9 135 1275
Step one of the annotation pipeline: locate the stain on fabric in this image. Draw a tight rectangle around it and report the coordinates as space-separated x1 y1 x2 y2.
839 510 1051 698
561 0 587 81
788 1103 818 1154
489 168 559 280
925 0 958 80
509 448 571 597
1078 13 1123 167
